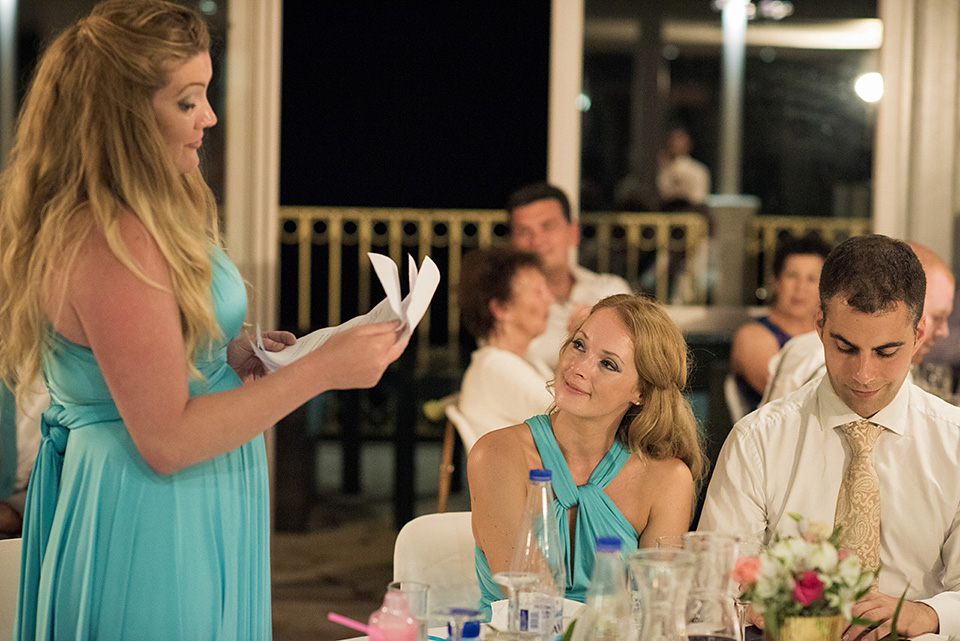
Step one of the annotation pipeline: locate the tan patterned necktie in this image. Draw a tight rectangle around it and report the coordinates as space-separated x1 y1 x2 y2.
834 419 884 574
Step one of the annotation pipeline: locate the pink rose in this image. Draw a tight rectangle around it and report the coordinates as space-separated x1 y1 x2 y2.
837 549 850 561
792 571 825 606
732 557 761 587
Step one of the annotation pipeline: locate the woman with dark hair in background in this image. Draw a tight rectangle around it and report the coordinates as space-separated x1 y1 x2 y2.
730 233 832 413
457 246 554 447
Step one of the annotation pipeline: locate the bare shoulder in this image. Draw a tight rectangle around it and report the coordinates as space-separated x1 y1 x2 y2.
617 454 692 493
733 321 778 348
77 210 168 276
468 423 536 477
645 456 694 490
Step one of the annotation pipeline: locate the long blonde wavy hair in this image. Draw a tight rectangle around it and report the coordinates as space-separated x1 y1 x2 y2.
0 0 220 390
558 294 708 493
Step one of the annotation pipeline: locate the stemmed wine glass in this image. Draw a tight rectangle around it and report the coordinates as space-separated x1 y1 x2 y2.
492 571 540 631
733 539 765 641
436 607 481 641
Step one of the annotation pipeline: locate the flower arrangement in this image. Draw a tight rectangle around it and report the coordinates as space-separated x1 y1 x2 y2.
734 515 877 638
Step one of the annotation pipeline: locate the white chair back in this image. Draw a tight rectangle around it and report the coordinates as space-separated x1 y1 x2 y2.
393 512 480 620
444 401 482 452
723 373 750 424
0 537 22 640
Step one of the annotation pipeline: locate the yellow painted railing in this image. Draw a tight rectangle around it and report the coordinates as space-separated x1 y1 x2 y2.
746 215 872 300
277 207 870 363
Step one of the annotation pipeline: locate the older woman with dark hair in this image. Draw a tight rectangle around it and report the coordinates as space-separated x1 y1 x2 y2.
730 232 832 412
457 247 554 446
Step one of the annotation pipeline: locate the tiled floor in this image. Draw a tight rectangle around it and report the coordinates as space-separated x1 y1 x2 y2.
271 442 470 641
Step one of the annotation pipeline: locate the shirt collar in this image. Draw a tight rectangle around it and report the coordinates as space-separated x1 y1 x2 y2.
815 374 911 435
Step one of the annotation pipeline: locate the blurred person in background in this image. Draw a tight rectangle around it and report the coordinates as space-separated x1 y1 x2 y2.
508 182 631 370
730 233 832 414
457 247 554 445
657 125 710 212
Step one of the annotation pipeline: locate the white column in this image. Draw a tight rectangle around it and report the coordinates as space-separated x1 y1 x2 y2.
718 0 747 195
0 0 17 167
874 0 960 263
223 0 283 518
223 0 283 330
548 0 584 220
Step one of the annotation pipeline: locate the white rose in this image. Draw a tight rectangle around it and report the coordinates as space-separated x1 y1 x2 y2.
808 542 839 572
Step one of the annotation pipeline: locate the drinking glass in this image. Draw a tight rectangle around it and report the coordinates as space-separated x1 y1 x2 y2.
656 535 685 549
733 540 765 641
437 606 481 641
492 571 540 631
627 547 696 641
683 532 740 641
388 580 429 641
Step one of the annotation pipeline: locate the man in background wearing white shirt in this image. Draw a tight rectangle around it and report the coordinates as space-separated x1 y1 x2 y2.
700 235 960 640
761 240 955 405
507 182 631 369
657 126 710 211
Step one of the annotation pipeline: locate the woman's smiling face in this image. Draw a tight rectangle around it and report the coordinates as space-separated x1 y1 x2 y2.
554 307 642 422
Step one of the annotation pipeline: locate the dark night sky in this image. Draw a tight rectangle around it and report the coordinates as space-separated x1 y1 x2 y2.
280 2 551 209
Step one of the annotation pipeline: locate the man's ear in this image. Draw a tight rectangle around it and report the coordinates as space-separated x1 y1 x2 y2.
914 314 927 351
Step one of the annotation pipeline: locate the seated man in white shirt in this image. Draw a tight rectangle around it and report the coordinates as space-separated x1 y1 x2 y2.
761 240 956 405
507 182 631 369
700 234 960 639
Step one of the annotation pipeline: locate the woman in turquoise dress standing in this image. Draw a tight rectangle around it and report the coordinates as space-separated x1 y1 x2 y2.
469 294 706 614
0 2 408 639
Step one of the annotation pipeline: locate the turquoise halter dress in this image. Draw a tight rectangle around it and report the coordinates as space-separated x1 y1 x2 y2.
475 414 639 617
16 246 271 641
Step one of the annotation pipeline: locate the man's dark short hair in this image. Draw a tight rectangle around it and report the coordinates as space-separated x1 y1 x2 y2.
506 182 571 224
459 246 544 340
819 234 926 328
773 232 833 278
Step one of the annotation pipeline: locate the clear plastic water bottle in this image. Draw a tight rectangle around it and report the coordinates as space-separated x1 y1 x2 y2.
506 468 566 639
570 536 638 641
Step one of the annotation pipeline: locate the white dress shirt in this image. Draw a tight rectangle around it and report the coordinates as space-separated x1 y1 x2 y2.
458 345 554 448
700 376 960 637
760 330 825 405
658 155 710 205
525 265 631 369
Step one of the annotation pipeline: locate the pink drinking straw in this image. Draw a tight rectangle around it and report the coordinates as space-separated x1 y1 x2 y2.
327 612 386 641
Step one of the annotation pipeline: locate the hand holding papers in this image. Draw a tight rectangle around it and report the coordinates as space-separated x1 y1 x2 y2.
253 253 440 372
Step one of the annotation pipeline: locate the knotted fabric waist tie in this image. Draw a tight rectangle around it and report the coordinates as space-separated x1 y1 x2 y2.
15 402 121 641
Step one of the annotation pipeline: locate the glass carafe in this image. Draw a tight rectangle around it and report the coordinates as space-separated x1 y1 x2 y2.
627 548 695 641
682 532 740 641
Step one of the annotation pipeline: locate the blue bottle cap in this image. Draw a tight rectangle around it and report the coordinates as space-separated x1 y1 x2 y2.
596 536 622 553
529 469 552 482
448 620 480 638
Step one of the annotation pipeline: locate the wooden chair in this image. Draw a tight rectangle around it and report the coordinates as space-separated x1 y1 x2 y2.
437 399 476 513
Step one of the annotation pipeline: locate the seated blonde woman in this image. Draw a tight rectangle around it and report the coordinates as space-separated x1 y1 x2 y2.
457 247 554 446
468 294 706 616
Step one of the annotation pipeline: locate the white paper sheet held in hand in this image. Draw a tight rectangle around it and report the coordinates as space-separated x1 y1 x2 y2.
253 253 440 372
